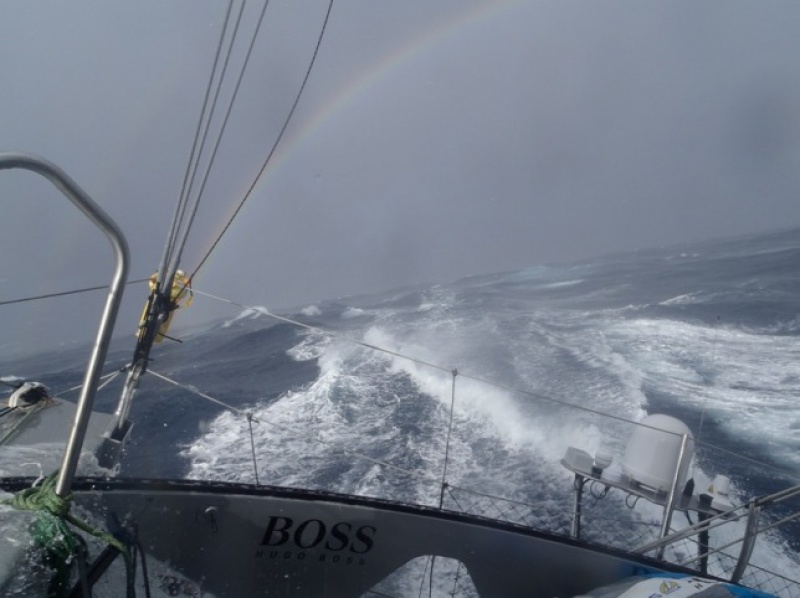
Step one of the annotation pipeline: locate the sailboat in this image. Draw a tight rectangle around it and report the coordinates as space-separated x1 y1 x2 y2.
2 2 800 597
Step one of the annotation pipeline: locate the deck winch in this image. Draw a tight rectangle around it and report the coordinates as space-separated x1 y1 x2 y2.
9 382 50 410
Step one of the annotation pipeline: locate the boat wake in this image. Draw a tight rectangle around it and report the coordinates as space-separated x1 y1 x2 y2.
179 230 800 587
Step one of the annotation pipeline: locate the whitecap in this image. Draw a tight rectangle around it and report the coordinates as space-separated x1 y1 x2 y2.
221 306 270 328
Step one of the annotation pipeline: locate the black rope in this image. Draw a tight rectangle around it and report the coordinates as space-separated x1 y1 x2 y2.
190 0 335 281
77 538 91 598
0 278 148 307
417 554 432 598
450 561 464 597
428 555 435 597
138 539 153 598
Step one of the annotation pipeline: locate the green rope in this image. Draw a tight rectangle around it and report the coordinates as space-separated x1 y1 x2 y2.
0 402 45 445
3 472 69 516
1 471 136 597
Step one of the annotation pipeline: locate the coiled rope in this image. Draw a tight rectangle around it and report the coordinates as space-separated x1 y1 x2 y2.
0 369 123 447
1 471 135 598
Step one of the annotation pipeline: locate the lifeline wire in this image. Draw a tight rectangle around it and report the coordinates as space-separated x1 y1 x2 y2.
190 293 658 421
0 278 148 307
148 369 256 419
147 368 442 487
142 294 800 566
146 367 552 518
55 369 125 398
191 288 451 373
190 286 800 483
190 293 682 428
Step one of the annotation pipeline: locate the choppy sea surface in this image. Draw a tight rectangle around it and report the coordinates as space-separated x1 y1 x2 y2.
3 227 800 594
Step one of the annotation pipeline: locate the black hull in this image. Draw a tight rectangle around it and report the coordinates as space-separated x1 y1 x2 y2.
2 476 714 597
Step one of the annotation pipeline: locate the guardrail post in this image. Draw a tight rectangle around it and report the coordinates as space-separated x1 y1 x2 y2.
656 433 690 559
731 500 761 583
572 474 586 539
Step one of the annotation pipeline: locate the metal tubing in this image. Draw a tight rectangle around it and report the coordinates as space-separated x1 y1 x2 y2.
731 501 761 583
0 153 129 498
656 433 689 559
572 474 586 539
637 504 741 555
113 363 141 429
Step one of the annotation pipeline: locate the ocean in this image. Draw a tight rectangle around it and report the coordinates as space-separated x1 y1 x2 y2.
3 227 800 595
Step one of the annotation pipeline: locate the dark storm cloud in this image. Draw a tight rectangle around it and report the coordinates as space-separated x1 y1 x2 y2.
2 0 800 357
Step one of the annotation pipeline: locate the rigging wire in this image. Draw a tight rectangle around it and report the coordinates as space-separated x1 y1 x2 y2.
159 0 236 288
123 0 333 399
166 0 255 284
189 0 335 281
0 278 148 307
124 0 249 400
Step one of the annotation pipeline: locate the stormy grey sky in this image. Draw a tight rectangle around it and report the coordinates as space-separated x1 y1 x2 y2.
2 0 800 358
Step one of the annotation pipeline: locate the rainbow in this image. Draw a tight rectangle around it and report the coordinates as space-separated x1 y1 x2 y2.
261 0 524 183
197 0 524 275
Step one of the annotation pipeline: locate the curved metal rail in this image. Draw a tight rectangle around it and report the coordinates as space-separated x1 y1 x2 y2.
0 152 129 497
